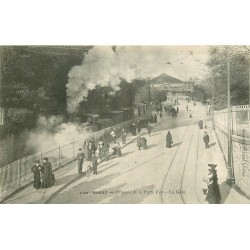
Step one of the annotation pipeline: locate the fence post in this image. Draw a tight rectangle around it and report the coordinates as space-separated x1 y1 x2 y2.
17 159 21 187
58 146 61 168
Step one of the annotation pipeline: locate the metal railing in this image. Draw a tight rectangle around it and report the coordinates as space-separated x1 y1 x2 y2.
0 113 151 202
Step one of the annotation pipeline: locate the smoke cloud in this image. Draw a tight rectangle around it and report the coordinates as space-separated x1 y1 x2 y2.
25 116 92 157
66 46 209 113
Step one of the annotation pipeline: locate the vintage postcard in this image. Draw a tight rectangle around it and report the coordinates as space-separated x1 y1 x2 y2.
0 45 249 204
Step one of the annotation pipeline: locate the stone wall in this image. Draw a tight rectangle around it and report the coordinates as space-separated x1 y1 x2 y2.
215 124 250 197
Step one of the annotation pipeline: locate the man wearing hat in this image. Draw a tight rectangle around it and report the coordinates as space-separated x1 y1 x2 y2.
76 148 84 174
203 131 210 148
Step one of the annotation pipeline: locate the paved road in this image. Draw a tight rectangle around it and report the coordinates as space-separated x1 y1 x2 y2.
6 100 250 204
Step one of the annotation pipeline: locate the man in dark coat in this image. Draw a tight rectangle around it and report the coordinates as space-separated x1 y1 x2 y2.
31 160 42 189
137 135 142 150
76 148 84 174
198 120 203 129
41 157 54 188
131 122 137 136
141 137 147 150
121 128 127 144
154 113 157 123
104 142 110 161
89 138 97 157
137 121 141 133
166 131 172 148
91 153 98 175
203 131 210 148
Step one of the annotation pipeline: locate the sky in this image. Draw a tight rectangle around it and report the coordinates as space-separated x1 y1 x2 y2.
112 45 210 81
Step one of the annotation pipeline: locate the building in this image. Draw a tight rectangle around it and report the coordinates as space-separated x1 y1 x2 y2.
150 73 194 95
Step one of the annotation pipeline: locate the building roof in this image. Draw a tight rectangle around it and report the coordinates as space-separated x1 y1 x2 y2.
150 73 184 85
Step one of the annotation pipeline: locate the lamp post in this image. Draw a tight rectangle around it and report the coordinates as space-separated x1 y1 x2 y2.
226 46 234 185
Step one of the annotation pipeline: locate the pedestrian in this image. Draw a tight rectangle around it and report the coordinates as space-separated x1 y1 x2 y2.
89 138 97 156
76 148 84 174
189 110 192 118
98 139 104 159
104 142 110 161
177 106 179 113
83 139 90 161
166 131 173 148
150 114 154 123
205 164 221 204
112 142 121 158
154 113 157 123
91 153 98 175
121 128 127 144
137 120 141 134
116 142 122 157
137 135 142 150
31 160 42 189
198 120 203 129
186 105 188 111
147 123 152 136
203 131 210 148
41 157 54 188
110 128 117 143
141 137 147 150
131 122 137 136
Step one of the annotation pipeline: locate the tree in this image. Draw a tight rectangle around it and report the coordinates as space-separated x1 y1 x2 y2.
205 46 250 109
1 46 89 136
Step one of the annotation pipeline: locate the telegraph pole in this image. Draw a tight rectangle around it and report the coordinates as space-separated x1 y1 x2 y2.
227 46 234 184
211 72 215 130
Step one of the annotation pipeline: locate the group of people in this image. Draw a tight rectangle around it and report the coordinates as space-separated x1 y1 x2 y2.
31 157 55 189
76 148 98 175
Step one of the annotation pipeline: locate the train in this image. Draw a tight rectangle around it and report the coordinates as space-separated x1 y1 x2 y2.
75 103 151 131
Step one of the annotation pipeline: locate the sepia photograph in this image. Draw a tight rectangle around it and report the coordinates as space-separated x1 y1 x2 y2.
0 45 249 204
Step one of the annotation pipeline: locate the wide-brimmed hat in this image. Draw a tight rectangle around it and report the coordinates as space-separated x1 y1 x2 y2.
208 164 217 171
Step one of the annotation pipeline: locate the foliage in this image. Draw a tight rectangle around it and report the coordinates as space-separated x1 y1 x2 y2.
205 46 250 109
1 46 88 135
190 84 211 104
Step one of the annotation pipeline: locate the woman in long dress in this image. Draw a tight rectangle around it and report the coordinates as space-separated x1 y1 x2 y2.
31 160 42 189
166 131 172 148
41 157 53 188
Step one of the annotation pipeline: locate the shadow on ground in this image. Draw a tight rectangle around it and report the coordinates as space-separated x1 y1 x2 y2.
219 181 231 204
147 143 158 150
171 142 182 147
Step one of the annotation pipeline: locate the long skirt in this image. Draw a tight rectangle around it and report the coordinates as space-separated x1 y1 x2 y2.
33 172 41 189
166 140 171 148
